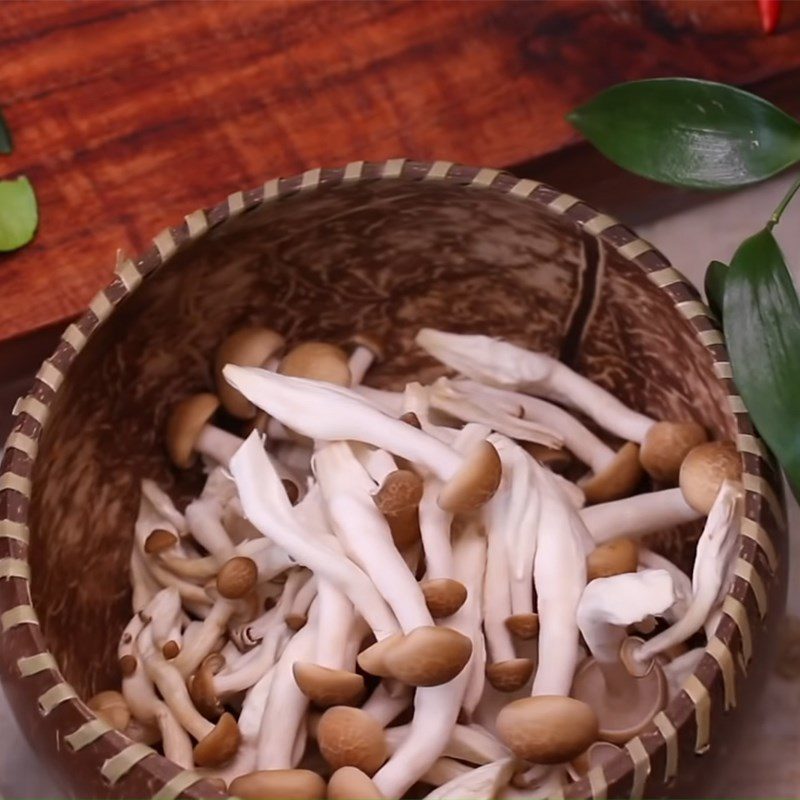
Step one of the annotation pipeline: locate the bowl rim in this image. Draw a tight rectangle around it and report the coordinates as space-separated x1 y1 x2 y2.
0 158 784 800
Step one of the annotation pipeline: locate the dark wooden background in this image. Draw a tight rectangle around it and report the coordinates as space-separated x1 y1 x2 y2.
2 0 800 363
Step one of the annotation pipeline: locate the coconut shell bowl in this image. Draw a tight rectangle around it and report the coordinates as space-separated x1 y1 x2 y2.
0 160 787 799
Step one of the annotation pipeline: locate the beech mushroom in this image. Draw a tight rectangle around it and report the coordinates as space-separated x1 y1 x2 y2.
279 341 352 386
424 758 516 800
632 480 742 665
145 587 183 660
580 488 701 544
679 441 742 514
572 570 675 743
87 690 131 731
567 741 623 781
328 767 385 800
384 723 510 766
360 681 413 727
215 327 285 419
229 769 326 800
415 329 707 481
638 547 692 623
285 574 317 631
317 706 388 775
222 366 502 513
586 537 639 582
496 695 598 763
347 333 384 386
374 468 424 551
662 647 705 699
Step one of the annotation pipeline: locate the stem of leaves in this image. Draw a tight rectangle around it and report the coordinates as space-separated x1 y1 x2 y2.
768 175 800 230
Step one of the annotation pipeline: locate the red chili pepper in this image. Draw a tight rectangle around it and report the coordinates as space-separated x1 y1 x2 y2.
758 0 781 34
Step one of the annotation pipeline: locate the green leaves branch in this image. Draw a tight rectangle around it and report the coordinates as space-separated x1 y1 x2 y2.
569 78 800 500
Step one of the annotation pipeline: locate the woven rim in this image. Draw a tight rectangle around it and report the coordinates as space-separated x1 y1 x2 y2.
0 159 783 799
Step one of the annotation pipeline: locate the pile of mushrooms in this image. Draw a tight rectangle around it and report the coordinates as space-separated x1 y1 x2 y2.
90 327 744 799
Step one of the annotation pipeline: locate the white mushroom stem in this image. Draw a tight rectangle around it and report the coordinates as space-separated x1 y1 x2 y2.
230 432 400 640
428 378 562 448
638 548 692 623
425 758 516 799
577 571 675 694
402 382 458 444
581 488 701 544
171 596 238 678
483 490 516 664
663 648 705 699
348 346 377 386
418 477 454 579
450 379 615 473
552 474 585 509
287 574 318 622
273 441 314 476
500 768 565 799
195 424 245 466
242 569 311 645
423 759 473 787
138 624 215 742
131 548 161 613
351 443 398 486
146 587 183 653
386 724 510 766
146 557 213 608
354 385 405 416
529 461 590 696
185 497 235 562
223 366 471 483
372 523 484 799
141 479 187 534
634 481 742 664
314 442 432 633
361 682 414 727
314 578 356 670
256 606 318 769
119 617 194 769
415 329 655 442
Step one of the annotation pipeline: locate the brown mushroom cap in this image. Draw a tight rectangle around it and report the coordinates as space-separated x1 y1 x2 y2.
421 578 468 618
87 690 130 731
571 655 666 745
215 327 286 419
486 658 535 692
162 640 180 660
399 411 422 429
317 706 388 775
190 653 225 720
382 626 473 687
356 634 403 678
217 556 259 600
285 613 309 632
279 342 352 386
373 470 424 549
640 421 708 483
193 712 240 767
119 654 137 677
582 442 643 504
166 393 220 469
123 716 162 745
679 440 742 514
327 766 385 800
438 440 502 513
586 538 639 582
505 613 540 640
229 769 327 800
144 528 179 555
496 695 599 764
293 663 366 708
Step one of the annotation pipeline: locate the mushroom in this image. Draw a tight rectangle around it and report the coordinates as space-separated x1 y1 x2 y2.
662 647 705 699
496 695 598 763
215 327 285 419
373 468 424 551
328 767 385 800
639 421 708 483
567 741 623 781
679 441 742 514
572 570 675 743
415 329 707 482
166 393 245 469
314 441 472 687
371 519 485 799
638 547 692 624
424 759 516 800
317 706 388 775
279 341 352 387
347 333 384 386
229 769 327 800
86 690 131 731
586 537 639 582
285 574 317 631
230 432 401 642
384 723 510 766
145 587 183 660
360 681 413 727
632 480 742 665
222 366 502 513
580 488 701 544
353 385 405 416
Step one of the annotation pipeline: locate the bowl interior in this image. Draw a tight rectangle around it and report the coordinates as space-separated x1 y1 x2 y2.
28 178 732 698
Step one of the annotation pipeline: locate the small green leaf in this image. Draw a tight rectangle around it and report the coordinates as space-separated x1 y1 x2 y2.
705 260 728 319
569 79 800 189
723 229 800 500
0 176 38 252
0 111 11 154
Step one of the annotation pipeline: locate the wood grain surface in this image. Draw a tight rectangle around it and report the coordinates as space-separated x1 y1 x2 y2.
2 0 800 346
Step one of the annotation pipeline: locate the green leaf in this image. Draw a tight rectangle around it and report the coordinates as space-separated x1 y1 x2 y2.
0 111 10 154
0 176 38 252
723 229 800 500
569 79 800 189
704 260 728 319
